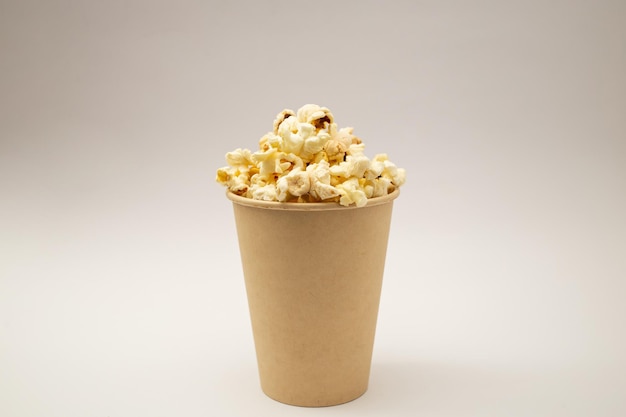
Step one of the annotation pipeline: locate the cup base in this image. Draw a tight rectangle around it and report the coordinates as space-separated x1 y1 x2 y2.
261 386 368 407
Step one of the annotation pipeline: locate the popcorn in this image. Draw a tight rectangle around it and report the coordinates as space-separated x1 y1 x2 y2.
251 147 282 178
225 148 253 167
276 167 310 201
307 160 341 201
301 130 330 162
329 143 370 180
336 178 368 207
216 104 405 206
251 183 278 201
277 116 304 155
296 104 334 129
273 109 296 134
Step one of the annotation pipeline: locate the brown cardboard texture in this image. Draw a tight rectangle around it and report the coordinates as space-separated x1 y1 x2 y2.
228 190 398 407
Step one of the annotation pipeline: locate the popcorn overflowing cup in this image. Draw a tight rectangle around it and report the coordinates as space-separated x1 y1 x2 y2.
217 105 405 406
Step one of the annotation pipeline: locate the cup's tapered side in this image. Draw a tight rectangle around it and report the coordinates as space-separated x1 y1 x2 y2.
230 192 397 407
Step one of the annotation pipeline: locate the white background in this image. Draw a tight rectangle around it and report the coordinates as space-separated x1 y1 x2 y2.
1 1 625 416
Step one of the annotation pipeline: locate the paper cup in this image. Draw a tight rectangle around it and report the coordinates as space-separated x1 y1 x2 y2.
228 189 399 407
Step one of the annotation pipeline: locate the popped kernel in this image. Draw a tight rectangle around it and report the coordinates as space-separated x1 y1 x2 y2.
277 167 311 201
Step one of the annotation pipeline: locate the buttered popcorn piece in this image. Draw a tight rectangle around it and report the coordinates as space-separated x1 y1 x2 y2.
216 104 405 206
297 104 334 129
336 178 368 207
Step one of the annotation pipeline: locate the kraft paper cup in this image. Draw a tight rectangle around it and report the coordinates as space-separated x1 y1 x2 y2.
227 189 399 407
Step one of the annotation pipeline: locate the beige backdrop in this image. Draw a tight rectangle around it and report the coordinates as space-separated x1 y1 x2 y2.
1 1 625 416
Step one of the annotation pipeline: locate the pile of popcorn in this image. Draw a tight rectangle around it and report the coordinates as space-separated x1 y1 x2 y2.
216 104 406 207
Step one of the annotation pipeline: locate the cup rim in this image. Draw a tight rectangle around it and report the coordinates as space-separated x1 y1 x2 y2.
226 189 400 211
